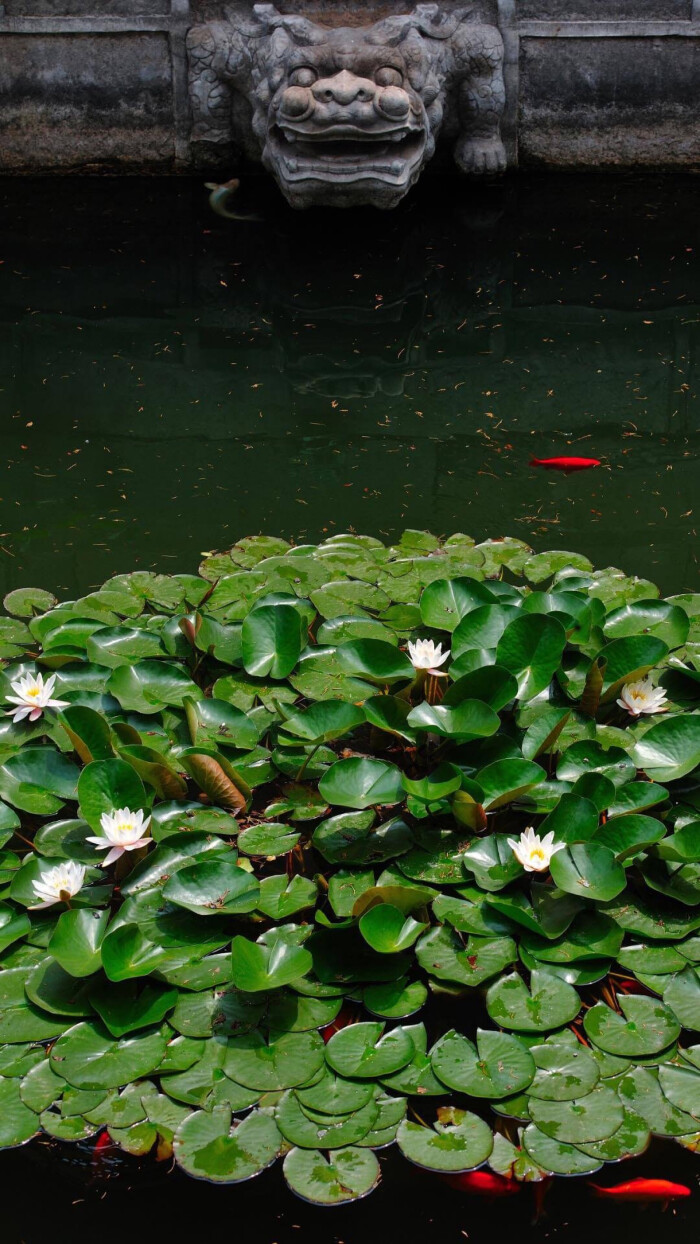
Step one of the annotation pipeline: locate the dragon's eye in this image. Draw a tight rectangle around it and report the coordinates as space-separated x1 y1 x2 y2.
289 66 317 87
375 66 403 88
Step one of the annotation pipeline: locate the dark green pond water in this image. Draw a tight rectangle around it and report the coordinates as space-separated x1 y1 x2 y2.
0 173 698 600
0 173 699 1242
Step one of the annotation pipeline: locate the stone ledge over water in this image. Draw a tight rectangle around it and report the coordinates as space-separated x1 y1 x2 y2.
0 2 698 185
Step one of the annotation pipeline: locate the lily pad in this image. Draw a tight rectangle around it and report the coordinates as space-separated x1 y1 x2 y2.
432 1028 535 1098
174 1104 281 1183
397 1110 493 1173
282 1145 380 1204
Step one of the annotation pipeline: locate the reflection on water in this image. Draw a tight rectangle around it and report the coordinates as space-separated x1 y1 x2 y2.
0 173 697 597
0 174 699 1240
3 1125 700 1244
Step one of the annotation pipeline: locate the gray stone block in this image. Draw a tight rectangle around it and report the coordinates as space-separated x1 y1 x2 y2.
519 36 700 166
0 33 175 170
517 0 692 18
5 0 169 12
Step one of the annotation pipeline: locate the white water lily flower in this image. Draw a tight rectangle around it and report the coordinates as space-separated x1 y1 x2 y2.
5 672 69 724
30 861 86 909
617 677 668 717
87 807 152 866
407 638 450 676
507 827 565 873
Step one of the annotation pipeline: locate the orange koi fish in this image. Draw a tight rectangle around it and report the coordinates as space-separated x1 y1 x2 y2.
590 1178 691 1203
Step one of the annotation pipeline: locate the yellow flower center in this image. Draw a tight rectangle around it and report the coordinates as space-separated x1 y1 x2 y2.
530 848 545 863
27 688 40 698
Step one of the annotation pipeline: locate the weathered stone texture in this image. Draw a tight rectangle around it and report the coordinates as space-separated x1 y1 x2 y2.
519 37 700 166
4 1 169 13
518 0 692 18
0 2 699 176
0 33 175 170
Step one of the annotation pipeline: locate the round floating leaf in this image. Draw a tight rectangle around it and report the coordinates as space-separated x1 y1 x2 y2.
401 763 462 803
336 640 413 684
86 626 165 669
88 980 178 1038
663 966 700 1029
77 758 147 833
185 698 260 751
279 699 365 746
584 995 681 1056
49 1021 167 1090
174 1104 281 1183
230 936 312 993
0 1077 41 1148
432 1028 535 1099
107 662 201 714
325 1022 414 1079
363 695 417 742
462 835 522 891
416 926 517 987
528 1041 600 1101
358 905 427 955
238 822 300 858
275 1090 377 1149
296 1068 374 1116
575 1108 651 1161
407 700 499 740
632 715 700 783
528 1083 623 1144
550 843 626 902
598 635 669 701
241 605 303 679
164 861 259 917
523 1124 602 1176
475 758 546 810
25 960 95 1018
363 978 427 1019
452 604 518 654
222 1030 324 1091
419 578 496 632
444 666 518 713
557 742 635 788
616 1065 698 1136
486 970 581 1032
496 614 567 700
595 814 665 860
397 1110 493 1173
283 1145 380 1205
48 909 111 978
4 587 57 618
658 1063 700 1119
257 875 318 921
604 599 689 647
319 758 403 809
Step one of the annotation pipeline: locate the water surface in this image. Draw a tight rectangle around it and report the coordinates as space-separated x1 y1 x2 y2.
0 173 697 597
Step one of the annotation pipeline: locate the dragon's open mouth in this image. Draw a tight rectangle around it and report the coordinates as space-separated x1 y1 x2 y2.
269 123 426 183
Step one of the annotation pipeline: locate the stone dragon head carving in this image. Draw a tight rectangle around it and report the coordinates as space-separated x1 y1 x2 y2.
188 4 506 209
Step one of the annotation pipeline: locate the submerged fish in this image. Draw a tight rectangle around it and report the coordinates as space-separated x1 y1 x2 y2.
319 1003 357 1044
530 456 601 472
590 1178 691 1203
205 179 262 222
441 1170 521 1197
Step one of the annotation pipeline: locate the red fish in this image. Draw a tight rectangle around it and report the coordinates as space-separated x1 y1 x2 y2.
530 456 601 472
441 1170 521 1197
590 1178 691 1203
319 1003 357 1044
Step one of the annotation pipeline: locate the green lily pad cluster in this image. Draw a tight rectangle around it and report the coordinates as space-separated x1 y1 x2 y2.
0 531 698 1200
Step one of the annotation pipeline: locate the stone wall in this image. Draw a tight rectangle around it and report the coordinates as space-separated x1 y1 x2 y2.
0 1 699 172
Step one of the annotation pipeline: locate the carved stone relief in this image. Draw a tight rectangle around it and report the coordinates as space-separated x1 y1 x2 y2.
187 3 506 208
